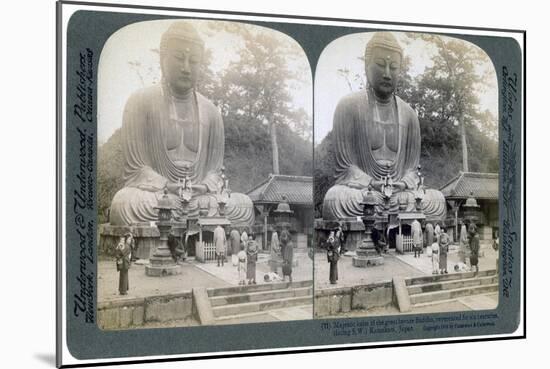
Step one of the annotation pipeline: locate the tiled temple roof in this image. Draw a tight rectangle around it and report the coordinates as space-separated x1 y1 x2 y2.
246 174 312 205
439 172 498 200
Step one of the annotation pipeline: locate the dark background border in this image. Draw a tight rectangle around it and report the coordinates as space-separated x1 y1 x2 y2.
58 1 525 365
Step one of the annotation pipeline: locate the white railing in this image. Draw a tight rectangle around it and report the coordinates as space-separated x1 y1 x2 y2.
396 235 415 254
196 241 217 263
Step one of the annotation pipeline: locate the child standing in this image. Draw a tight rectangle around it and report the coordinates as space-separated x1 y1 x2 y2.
246 234 259 285
237 244 247 285
431 241 440 275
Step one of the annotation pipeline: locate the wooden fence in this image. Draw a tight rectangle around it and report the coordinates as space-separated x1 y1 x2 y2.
196 241 217 263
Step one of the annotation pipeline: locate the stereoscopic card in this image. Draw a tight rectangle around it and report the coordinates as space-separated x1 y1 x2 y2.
57 1 525 367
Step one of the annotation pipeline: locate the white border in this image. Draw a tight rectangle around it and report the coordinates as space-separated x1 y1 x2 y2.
58 2 525 366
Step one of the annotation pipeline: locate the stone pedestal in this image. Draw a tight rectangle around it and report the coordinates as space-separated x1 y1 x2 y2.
145 212 182 276
352 240 384 267
146 230 182 276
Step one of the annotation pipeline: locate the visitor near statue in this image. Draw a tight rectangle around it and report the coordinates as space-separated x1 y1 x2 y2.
229 228 241 266
326 231 341 284
280 229 293 283
321 32 446 224
459 222 469 264
270 231 281 274
214 225 227 267
246 234 259 285
116 233 133 295
108 21 254 227
424 222 434 249
434 223 442 243
412 219 423 258
431 240 440 275
438 228 449 274
468 223 480 273
237 244 247 286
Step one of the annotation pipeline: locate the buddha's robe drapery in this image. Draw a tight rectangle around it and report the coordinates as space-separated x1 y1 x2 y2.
322 91 446 222
109 86 254 226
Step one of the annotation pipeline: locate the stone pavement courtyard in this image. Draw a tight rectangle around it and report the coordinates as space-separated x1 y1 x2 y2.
314 244 498 289
99 251 313 302
314 243 499 317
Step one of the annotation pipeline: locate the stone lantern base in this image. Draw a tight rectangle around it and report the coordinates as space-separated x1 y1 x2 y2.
145 259 182 276
352 240 384 267
145 245 182 276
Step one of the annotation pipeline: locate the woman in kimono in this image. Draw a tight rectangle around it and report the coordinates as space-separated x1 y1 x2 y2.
469 223 480 273
116 233 133 295
424 222 434 256
438 228 450 274
280 229 293 283
237 244 247 285
326 231 341 284
459 222 469 264
431 238 440 275
246 234 259 285
230 228 241 267
269 231 280 274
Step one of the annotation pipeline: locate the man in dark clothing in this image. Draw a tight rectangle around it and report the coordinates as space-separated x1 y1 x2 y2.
327 231 341 284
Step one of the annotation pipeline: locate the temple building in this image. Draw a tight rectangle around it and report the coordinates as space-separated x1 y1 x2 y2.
246 174 313 250
440 172 499 241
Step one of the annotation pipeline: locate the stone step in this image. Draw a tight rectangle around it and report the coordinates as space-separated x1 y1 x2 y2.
410 283 498 305
212 295 313 318
407 275 498 295
405 270 496 286
214 304 312 325
210 287 312 307
207 280 313 297
412 293 498 309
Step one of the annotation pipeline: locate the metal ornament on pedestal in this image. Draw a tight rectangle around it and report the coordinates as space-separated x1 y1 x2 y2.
462 191 481 225
145 189 182 276
273 195 293 229
353 187 384 267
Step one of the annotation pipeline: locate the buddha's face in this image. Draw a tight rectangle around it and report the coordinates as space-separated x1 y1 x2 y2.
366 46 402 101
162 38 203 96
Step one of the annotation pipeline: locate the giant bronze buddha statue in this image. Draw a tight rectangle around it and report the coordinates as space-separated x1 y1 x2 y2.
322 32 446 222
109 22 254 227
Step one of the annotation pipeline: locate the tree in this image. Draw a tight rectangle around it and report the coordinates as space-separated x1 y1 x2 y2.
212 24 312 174
411 35 496 172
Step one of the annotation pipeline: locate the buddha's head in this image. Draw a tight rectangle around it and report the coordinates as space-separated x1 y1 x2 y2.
364 32 403 101
160 21 205 96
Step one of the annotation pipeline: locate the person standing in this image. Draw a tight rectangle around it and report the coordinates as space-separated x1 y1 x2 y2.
327 230 340 284
434 223 442 243
431 238 440 275
246 234 259 284
412 219 423 258
214 225 227 267
439 228 450 274
469 223 480 273
424 222 434 252
229 228 241 267
269 231 281 274
280 229 293 283
237 244 247 285
335 224 346 253
459 222 469 264
371 227 385 255
240 229 248 255
116 233 133 295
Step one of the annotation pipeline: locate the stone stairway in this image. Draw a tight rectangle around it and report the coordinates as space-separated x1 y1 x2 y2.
406 270 498 307
207 280 313 324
